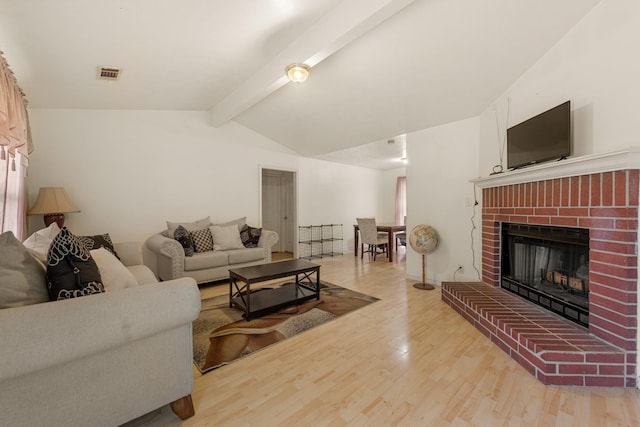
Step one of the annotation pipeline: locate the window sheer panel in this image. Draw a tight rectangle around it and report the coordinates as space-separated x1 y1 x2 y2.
395 176 407 224
0 52 31 239
0 156 7 230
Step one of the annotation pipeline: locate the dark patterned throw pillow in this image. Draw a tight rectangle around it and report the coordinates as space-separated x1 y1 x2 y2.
190 228 214 253
240 224 262 248
174 225 194 257
79 233 120 259
46 227 105 301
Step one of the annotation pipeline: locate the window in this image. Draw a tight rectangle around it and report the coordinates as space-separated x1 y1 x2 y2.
1 53 31 239
395 176 406 224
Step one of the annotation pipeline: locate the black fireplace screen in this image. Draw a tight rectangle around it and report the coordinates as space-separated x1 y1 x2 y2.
501 223 589 326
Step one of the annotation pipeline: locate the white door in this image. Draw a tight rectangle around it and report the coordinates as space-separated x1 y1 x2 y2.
261 169 295 253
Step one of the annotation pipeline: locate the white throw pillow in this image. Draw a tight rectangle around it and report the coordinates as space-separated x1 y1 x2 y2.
90 248 138 292
210 224 245 251
213 217 246 231
22 222 61 262
0 231 49 308
166 216 211 237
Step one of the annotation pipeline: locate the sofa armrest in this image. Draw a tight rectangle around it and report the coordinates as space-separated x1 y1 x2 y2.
0 278 200 383
127 265 158 286
113 241 157 285
146 233 185 281
113 241 144 266
258 230 279 262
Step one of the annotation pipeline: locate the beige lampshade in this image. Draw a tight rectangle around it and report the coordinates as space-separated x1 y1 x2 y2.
28 187 80 215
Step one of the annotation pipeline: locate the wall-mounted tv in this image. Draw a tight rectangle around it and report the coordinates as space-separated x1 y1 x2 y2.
507 100 571 170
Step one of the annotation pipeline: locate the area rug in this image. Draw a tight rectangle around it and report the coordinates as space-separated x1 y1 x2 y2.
193 280 379 373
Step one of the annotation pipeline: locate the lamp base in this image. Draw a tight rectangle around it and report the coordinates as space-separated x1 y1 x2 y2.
43 213 65 228
413 282 435 290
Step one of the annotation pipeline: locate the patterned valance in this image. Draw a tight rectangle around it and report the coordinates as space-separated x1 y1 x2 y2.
0 51 32 159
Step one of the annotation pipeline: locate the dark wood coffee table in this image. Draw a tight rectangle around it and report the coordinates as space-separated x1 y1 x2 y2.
229 259 321 320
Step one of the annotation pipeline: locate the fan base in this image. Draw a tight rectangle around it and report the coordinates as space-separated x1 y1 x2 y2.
413 282 435 290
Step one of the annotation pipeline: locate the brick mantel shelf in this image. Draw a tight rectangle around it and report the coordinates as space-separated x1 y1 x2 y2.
444 147 640 387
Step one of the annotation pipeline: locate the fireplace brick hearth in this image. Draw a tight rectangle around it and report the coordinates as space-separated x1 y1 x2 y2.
444 151 640 387
442 281 630 387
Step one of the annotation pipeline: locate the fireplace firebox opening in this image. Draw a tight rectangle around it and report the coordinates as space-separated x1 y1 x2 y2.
501 223 589 327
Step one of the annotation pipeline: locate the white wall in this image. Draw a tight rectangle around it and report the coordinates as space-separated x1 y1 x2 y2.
475 0 640 378
479 0 640 176
26 109 382 263
405 117 480 284
297 156 383 253
382 166 406 223
385 0 640 284
26 0 636 284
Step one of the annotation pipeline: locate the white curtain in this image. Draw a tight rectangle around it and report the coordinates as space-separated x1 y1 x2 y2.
0 51 32 240
395 176 406 224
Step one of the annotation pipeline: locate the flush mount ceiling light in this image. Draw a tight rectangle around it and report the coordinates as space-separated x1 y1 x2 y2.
285 63 310 83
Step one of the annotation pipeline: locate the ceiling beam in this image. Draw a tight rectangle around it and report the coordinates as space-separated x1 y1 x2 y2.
209 0 416 127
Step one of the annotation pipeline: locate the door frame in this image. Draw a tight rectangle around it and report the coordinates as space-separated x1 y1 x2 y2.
259 166 298 258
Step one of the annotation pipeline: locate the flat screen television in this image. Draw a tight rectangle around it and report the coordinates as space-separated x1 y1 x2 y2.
507 100 571 170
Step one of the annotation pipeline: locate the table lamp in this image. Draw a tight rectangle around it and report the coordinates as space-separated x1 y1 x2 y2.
28 187 80 228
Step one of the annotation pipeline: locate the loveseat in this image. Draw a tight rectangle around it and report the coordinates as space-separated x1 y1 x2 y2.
146 216 279 284
0 233 201 427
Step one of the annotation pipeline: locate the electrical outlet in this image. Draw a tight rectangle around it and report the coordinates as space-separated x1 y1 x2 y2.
456 264 463 273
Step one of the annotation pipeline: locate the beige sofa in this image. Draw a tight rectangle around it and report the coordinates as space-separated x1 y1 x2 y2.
0 241 201 427
146 227 279 284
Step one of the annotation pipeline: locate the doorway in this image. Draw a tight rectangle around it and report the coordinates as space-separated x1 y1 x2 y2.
261 168 296 257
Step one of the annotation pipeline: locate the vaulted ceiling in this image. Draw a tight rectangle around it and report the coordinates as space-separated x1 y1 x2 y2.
0 0 602 169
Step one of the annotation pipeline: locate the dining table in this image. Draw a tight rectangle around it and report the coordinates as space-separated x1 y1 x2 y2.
353 222 406 262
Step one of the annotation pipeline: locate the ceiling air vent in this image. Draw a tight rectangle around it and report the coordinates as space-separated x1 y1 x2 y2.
97 67 121 80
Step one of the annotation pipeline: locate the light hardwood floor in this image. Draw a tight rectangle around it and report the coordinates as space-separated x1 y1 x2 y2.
131 249 640 426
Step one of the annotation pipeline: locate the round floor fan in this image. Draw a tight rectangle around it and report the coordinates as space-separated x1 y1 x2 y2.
409 224 440 290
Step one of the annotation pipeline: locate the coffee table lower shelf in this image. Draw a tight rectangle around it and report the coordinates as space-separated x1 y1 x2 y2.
229 259 321 321
231 283 317 320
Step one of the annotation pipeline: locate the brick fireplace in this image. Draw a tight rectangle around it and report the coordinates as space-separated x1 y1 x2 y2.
442 149 640 387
